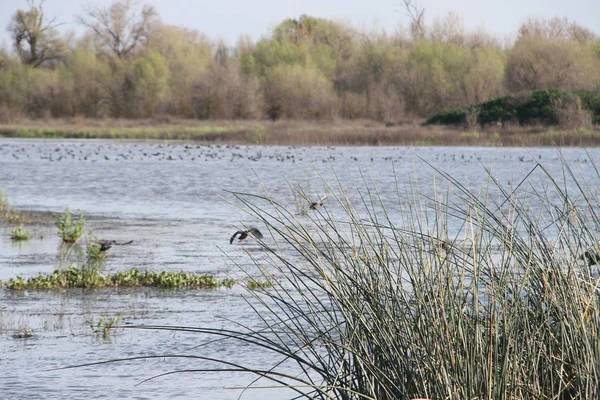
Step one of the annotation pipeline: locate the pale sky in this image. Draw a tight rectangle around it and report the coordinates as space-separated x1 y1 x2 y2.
1 0 599 48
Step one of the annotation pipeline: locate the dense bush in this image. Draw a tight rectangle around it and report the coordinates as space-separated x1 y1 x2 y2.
426 89 600 126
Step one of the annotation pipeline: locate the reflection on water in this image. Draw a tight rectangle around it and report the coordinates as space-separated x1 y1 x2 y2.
1 139 599 399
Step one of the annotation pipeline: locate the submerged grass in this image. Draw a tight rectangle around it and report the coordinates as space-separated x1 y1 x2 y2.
82 155 600 399
3 266 231 290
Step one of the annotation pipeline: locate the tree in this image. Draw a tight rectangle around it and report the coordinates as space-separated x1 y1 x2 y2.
77 0 158 58
8 0 67 67
399 0 426 40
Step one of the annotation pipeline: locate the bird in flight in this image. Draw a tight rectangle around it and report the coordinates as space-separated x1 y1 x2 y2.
230 227 263 244
310 194 328 210
93 239 134 252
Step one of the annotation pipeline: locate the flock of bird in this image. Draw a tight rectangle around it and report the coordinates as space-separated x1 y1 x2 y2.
3 142 593 165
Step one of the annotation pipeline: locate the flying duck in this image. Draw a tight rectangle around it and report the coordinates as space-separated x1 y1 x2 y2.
93 240 134 252
230 227 263 244
310 195 328 210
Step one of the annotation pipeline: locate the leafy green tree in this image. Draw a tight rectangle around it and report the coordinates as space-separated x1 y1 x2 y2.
131 51 170 117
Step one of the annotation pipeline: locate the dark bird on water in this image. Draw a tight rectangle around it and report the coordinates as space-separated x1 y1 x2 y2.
230 228 263 244
310 195 328 210
94 240 134 252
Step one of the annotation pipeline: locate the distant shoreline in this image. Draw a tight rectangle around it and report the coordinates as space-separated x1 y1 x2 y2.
1 118 599 147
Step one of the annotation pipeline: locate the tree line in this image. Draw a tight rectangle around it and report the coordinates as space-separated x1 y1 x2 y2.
1 0 599 122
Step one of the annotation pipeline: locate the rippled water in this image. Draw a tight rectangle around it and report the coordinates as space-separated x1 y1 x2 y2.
1 139 598 399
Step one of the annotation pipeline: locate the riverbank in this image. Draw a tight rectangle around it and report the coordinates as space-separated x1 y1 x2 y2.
1 117 599 146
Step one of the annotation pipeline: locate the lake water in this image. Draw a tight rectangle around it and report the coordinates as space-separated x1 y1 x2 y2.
0 139 598 399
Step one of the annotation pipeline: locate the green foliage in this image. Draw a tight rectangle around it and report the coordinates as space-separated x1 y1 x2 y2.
10 225 30 241
4 266 231 290
55 208 85 243
427 89 600 126
132 51 171 117
0 12 597 122
90 313 122 339
264 64 336 120
246 279 274 290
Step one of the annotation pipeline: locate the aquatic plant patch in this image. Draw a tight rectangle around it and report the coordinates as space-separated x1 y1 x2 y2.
3 267 233 290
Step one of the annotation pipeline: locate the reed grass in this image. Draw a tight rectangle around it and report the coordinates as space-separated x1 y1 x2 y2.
61 156 600 399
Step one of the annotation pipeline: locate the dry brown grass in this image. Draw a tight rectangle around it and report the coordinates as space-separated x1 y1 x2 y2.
1 117 599 146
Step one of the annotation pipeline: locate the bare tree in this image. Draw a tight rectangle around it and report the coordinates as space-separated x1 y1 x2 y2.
77 0 158 58
8 0 67 67
399 0 425 40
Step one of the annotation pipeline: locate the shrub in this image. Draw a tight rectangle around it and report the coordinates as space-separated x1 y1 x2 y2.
263 64 337 120
426 89 600 126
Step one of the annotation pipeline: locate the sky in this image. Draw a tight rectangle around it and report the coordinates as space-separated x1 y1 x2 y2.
0 0 599 47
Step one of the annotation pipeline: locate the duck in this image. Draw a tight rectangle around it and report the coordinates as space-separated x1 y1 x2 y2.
93 239 134 252
310 195 328 210
580 249 600 266
230 227 263 244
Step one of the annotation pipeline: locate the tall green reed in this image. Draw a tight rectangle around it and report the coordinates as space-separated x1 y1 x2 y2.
68 156 600 399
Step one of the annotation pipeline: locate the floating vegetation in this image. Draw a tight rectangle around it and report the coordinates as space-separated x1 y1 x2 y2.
9 225 30 241
246 279 274 290
221 278 238 288
3 267 233 290
56 208 85 243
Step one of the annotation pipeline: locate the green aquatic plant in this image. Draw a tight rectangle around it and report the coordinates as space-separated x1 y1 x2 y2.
246 279 274 290
56 208 85 243
3 267 232 290
90 313 122 340
9 225 30 241
221 278 238 288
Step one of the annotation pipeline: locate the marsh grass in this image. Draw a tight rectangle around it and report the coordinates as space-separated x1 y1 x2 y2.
56 208 85 243
79 155 600 399
9 225 30 241
3 118 599 146
90 313 122 340
2 266 234 290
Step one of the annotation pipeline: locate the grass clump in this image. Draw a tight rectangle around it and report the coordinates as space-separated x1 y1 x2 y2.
9 225 31 241
4 266 230 290
90 313 122 340
56 208 85 243
112 159 600 399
